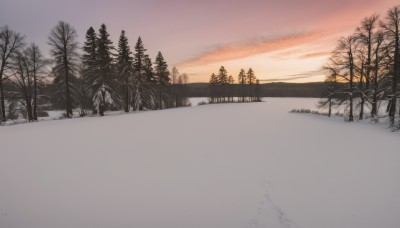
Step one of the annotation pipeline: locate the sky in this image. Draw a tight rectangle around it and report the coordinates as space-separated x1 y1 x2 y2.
1 0 399 83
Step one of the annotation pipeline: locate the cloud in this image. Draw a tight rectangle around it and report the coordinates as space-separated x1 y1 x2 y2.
266 70 325 82
299 51 331 59
178 31 325 67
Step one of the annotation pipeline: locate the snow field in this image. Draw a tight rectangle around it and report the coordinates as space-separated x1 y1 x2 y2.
0 98 399 228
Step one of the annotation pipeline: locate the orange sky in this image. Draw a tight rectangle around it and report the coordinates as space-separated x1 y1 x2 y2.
1 0 399 83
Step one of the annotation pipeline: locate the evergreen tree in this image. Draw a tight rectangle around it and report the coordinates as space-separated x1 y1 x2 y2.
154 51 170 109
132 37 151 110
238 69 246 102
95 24 116 116
154 51 170 85
218 66 228 84
81 27 97 112
116 30 133 112
82 27 97 71
144 54 154 83
247 68 256 84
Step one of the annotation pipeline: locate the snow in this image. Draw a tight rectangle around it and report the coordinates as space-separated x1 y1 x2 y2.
0 98 399 228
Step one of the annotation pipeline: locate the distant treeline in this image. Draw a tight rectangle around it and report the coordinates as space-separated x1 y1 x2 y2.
176 82 329 98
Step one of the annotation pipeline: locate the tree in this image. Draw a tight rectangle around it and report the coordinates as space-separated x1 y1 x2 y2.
154 51 170 109
116 30 133 112
247 68 257 101
381 5 400 126
247 68 256 84
330 36 358 122
132 37 155 110
48 21 79 118
356 14 379 120
0 26 25 121
209 73 217 103
171 66 179 84
143 54 154 83
238 69 246 102
25 43 47 120
9 51 34 121
95 24 116 115
370 31 385 120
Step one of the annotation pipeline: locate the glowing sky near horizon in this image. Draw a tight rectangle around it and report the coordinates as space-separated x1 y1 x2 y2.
1 0 399 82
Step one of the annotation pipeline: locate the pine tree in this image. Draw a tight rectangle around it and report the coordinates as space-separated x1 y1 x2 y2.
154 52 170 85
218 66 228 84
132 37 148 110
209 73 218 103
95 24 115 116
144 54 154 83
82 27 97 71
154 51 170 109
247 68 256 84
81 27 97 112
116 30 133 112
238 69 246 102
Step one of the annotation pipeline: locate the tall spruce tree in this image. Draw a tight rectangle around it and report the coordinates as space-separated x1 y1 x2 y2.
154 51 170 109
133 37 148 110
82 27 97 80
144 54 154 83
116 30 133 112
95 24 115 116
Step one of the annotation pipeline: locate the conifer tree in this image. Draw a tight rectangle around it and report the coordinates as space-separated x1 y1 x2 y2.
144 54 154 83
116 30 133 112
95 24 115 116
247 68 256 84
133 37 148 110
154 51 170 109
218 66 228 84
238 69 246 102
82 27 97 80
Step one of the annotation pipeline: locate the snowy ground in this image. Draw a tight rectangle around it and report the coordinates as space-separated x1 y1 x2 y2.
0 98 399 228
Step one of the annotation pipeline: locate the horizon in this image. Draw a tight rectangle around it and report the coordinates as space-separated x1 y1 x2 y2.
1 0 399 83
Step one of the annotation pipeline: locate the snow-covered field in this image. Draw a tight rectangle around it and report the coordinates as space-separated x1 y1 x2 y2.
0 98 399 228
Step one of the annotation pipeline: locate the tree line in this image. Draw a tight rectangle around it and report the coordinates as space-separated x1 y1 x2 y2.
0 21 190 123
322 5 400 129
209 66 261 103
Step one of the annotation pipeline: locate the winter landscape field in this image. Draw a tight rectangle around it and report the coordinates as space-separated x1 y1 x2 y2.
0 98 399 228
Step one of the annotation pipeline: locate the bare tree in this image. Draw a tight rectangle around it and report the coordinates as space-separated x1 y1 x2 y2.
380 5 400 126
25 43 47 120
48 21 79 118
0 26 25 121
9 51 34 121
370 31 385 119
330 36 358 122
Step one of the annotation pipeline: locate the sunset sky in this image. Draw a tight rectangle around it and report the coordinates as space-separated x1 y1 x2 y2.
1 0 399 83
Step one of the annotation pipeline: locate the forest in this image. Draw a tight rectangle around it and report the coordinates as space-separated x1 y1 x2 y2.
0 22 191 123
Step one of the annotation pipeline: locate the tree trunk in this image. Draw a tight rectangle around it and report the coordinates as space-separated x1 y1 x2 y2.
389 23 399 125
328 98 332 117
0 63 6 121
33 53 38 121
